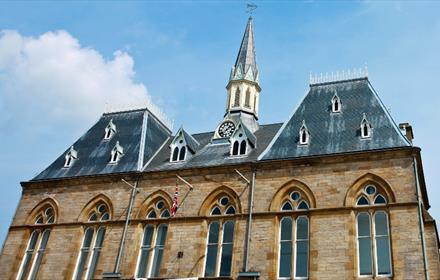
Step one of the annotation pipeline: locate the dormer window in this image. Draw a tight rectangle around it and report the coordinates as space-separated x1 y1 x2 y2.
361 114 372 138
299 121 310 145
331 93 341 113
64 146 77 168
170 128 199 163
110 141 123 163
229 122 256 157
104 119 116 140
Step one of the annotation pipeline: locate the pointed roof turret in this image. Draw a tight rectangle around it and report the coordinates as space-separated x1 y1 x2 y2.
229 17 259 86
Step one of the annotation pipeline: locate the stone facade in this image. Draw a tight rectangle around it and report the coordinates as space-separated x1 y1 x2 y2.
1 148 439 279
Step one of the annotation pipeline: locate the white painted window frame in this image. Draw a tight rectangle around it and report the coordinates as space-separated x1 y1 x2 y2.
277 216 309 280
356 211 393 278
203 220 235 277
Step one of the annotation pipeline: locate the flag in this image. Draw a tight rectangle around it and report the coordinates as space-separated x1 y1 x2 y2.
171 182 179 217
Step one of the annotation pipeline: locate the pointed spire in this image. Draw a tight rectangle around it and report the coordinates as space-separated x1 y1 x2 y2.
229 17 259 85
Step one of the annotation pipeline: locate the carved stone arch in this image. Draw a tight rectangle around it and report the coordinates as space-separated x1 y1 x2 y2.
344 173 396 207
136 190 173 219
198 186 242 216
25 197 59 225
269 179 316 211
78 194 113 222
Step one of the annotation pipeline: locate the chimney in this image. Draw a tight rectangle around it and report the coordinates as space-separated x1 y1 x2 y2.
399 123 414 143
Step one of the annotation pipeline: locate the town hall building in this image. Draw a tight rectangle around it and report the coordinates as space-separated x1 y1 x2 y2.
0 17 439 280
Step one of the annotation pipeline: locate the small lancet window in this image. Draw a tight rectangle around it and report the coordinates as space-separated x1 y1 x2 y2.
104 119 116 140
225 206 236 215
110 141 123 163
234 88 241 107
374 195 387 205
331 93 341 113
299 121 310 145
244 89 251 108
357 196 370 206
297 201 309 210
232 141 239 156
361 114 372 138
179 146 186 161
211 206 222 216
281 201 293 211
64 146 78 168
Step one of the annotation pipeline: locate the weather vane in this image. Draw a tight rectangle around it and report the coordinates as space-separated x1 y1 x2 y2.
246 3 258 15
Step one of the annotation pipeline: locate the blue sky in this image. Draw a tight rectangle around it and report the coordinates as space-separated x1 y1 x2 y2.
0 1 439 245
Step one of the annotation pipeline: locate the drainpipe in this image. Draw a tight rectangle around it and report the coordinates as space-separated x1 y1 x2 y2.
412 157 429 280
244 167 256 272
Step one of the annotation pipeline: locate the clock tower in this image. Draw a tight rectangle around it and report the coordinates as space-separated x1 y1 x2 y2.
215 17 261 139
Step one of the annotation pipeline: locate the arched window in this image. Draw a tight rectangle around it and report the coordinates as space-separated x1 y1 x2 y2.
244 89 251 108
278 216 309 278
299 121 310 145
203 195 237 277
234 88 241 107
17 205 55 280
331 94 341 113
355 184 388 207
239 140 247 155
355 184 392 277
361 114 372 138
73 203 110 280
109 141 123 163
64 146 77 168
136 199 170 278
232 141 239 156
179 146 186 161
172 147 179 162
280 190 310 212
104 119 116 140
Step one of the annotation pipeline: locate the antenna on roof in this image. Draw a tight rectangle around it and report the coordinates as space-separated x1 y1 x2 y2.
246 2 258 15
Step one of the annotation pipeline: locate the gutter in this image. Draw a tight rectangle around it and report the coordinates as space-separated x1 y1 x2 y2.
412 156 429 280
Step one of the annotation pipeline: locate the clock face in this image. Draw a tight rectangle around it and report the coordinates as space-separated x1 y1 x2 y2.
218 121 236 138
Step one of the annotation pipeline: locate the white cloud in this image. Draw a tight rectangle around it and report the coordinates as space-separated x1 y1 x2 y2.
0 30 162 136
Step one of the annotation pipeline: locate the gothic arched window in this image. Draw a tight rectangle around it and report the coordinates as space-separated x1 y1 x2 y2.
232 141 239 156
73 203 110 280
17 205 55 280
331 93 341 113
360 114 372 138
244 89 251 108
204 195 237 277
355 184 392 277
172 147 179 162
64 146 77 168
234 88 241 107
299 121 310 145
179 146 186 161
136 198 170 278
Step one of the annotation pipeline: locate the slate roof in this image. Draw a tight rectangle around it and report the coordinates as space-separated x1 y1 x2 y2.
32 108 171 181
229 16 259 85
145 123 282 172
259 78 410 161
